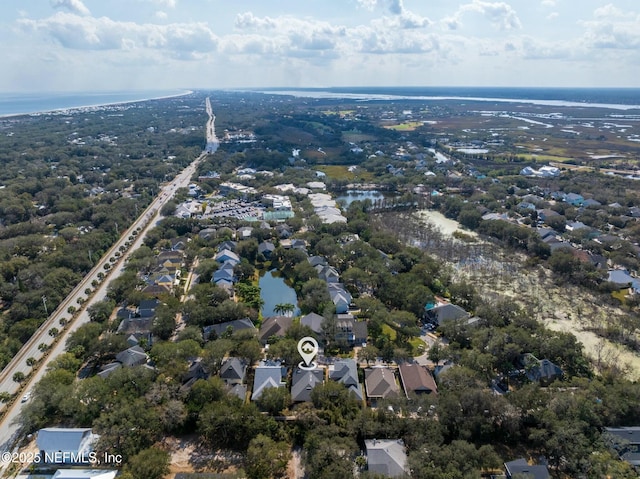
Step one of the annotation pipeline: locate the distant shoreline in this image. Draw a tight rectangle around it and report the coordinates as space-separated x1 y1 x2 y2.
253 88 640 111
0 90 194 119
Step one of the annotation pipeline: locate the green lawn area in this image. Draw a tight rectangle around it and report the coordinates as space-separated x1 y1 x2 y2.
384 121 424 131
381 324 397 341
409 337 426 356
315 165 374 181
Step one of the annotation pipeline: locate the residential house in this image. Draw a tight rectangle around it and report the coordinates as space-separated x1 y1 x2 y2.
36 428 99 465
365 367 399 404
115 345 148 367
424 302 469 326
364 439 408 478
275 224 292 239
316 265 340 283
137 299 160 318
398 363 437 397
203 318 256 340
141 283 170 297
220 358 247 385
583 198 602 207
300 312 325 335
518 354 563 385
537 209 560 223
607 270 640 293
504 458 550 479
291 367 324 402
198 227 217 240
215 249 240 265
251 361 287 400
218 240 237 252
259 315 294 344
604 427 640 467
335 315 368 346
291 239 307 251
258 241 276 259
52 471 117 479
329 359 363 401
212 262 235 284
328 283 352 314
237 226 253 240
308 256 328 268
564 193 584 206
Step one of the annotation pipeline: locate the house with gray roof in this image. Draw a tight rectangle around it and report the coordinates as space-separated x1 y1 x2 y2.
364 439 408 477
291 367 324 402
329 359 363 401
518 354 563 386
220 358 246 385
36 428 99 465
115 345 148 367
365 367 399 404
300 312 325 335
258 241 276 258
204 318 256 340
424 302 470 326
504 458 550 479
605 426 640 467
215 249 240 265
328 283 352 314
252 361 287 400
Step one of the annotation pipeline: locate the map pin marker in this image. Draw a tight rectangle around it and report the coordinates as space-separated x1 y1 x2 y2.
297 337 319 368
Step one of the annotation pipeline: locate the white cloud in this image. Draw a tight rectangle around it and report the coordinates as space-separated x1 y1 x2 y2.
18 12 218 58
235 12 277 30
356 0 406 15
581 6 640 50
541 0 556 6
593 4 624 19
50 0 90 16
155 11 168 20
547 12 559 20
447 0 522 31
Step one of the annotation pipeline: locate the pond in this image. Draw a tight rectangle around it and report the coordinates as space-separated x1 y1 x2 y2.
336 190 387 207
259 269 300 317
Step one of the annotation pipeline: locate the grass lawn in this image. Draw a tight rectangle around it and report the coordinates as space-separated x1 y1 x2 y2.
384 121 424 131
409 337 427 356
381 324 397 341
315 165 374 181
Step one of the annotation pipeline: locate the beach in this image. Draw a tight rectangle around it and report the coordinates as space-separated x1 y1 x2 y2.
0 89 193 118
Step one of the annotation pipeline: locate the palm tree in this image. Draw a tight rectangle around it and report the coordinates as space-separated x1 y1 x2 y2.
273 303 295 317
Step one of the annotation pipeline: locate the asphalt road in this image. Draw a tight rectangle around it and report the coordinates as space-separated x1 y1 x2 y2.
0 98 218 461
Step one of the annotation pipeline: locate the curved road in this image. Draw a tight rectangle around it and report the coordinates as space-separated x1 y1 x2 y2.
0 97 219 463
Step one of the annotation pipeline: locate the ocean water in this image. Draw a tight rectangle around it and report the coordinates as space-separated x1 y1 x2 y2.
0 90 190 117
258 87 640 110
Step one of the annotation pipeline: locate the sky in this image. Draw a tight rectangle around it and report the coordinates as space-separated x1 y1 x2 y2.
1 0 640 92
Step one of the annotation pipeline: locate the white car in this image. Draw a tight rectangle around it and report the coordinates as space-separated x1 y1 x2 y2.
21 392 31 403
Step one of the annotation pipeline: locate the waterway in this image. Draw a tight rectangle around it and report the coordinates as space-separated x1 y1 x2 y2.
259 270 300 317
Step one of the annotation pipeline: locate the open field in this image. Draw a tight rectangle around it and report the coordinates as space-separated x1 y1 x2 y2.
383 121 425 131
315 164 374 181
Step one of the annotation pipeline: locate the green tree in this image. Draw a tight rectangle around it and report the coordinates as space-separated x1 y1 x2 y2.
122 447 170 479
87 299 116 323
246 434 291 479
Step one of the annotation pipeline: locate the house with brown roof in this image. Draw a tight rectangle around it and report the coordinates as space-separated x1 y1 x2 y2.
364 367 399 405
259 315 294 344
398 363 437 397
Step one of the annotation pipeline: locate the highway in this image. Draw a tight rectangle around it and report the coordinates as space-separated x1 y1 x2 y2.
0 97 218 466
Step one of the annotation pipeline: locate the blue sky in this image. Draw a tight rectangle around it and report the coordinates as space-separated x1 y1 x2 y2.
1 0 639 91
